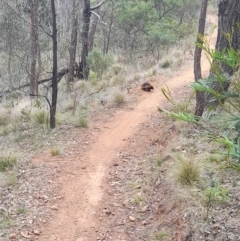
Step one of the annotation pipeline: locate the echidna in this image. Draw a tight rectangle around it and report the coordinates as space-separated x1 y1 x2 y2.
141 82 154 92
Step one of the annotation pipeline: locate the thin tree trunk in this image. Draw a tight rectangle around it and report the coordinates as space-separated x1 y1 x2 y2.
77 0 107 79
30 0 38 96
7 32 13 87
105 2 114 54
50 0 58 129
204 0 240 109
36 42 42 84
88 7 100 52
78 0 91 79
194 0 208 117
67 0 78 89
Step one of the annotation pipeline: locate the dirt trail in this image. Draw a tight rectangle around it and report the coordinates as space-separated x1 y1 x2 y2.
36 16 217 241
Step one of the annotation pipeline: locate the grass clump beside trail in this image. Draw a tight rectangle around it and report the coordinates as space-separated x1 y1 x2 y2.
50 148 61 156
33 110 47 125
113 93 125 105
0 155 17 172
176 156 200 185
75 116 88 128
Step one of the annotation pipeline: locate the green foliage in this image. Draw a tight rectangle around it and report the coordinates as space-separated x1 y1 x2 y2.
87 48 113 79
160 60 172 68
204 185 229 218
33 110 47 125
154 230 168 241
0 155 17 172
76 116 88 128
15 206 27 215
132 195 143 205
116 0 199 55
162 31 240 169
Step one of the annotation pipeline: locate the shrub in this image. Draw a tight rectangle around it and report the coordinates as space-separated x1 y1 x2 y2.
87 47 113 79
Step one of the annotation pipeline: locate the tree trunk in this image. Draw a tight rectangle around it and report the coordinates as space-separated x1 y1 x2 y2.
50 0 58 129
104 2 114 54
7 32 13 87
204 0 240 109
88 7 100 52
194 0 208 117
67 0 78 89
30 0 38 96
78 0 91 79
77 0 107 79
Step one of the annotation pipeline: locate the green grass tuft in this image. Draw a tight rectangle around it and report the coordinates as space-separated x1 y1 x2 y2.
0 155 17 172
33 110 47 125
160 60 171 68
76 116 88 128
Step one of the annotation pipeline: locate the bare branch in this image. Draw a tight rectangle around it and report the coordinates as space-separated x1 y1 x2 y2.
90 0 108 11
38 24 52 37
90 11 107 25
83 85 104 99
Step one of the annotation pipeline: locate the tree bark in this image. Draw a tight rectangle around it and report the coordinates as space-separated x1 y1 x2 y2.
50 0 58 129
77 0 91 79
204 0 240 109
194 0 208 117
77 0 108 79
67 0 78 89
30 0 38 96
88 7 100 52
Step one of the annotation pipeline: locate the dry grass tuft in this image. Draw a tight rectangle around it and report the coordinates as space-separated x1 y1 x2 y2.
75 116 88 128
176 156 200 185
113 93 125 105
50 148 61 156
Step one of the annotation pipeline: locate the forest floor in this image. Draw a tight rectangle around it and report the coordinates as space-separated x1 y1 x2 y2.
2 12 240 241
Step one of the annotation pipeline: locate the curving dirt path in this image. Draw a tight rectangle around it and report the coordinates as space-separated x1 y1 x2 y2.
35 15 217 241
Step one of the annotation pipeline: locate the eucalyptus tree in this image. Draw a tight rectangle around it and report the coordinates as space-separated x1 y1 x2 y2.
0 1 29 90
194 0 208 117
77 0 108 80
102 0 200 58
50 0 58 128
204 0 240 110
67 0 78 88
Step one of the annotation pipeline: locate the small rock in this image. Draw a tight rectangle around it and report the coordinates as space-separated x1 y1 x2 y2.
9 233 17 240
142 220 148 225
20 231 31 238
33 230 41 235
128 216 135 222
50 205 58 211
